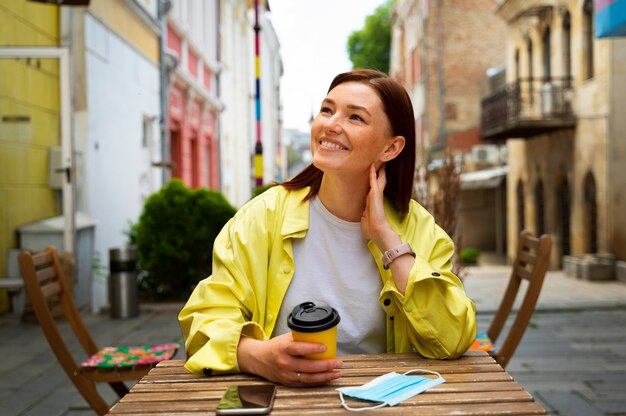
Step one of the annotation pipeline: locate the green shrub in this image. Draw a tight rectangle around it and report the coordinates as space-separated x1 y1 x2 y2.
131 179 237 300
459 247 481 265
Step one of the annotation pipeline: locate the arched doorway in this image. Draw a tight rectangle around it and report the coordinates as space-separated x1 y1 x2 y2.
583 172 598 253
535 180 545 236
557 179 571 258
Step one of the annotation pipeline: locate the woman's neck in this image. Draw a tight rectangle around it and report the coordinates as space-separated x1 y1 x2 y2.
317 173 369 222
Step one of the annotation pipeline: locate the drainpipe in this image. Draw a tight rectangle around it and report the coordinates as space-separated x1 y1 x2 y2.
158 0 170 185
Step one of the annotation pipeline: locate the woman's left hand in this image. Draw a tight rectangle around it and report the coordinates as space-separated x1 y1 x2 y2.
361 163 411 294
361 164 396 248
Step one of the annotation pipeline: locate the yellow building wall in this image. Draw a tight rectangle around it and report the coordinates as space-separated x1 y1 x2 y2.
89 0 159 64
503 1 626 267
0 0 60 312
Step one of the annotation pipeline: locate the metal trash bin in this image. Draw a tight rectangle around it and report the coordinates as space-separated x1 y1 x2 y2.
108 247 139 319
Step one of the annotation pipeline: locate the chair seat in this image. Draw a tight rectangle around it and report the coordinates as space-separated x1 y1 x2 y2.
470 331 494 352
81 343 180 368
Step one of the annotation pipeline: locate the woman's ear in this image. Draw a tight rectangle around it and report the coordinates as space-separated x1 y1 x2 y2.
380 135 406 162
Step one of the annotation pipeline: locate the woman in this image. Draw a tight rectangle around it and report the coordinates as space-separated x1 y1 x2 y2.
179 69 476 387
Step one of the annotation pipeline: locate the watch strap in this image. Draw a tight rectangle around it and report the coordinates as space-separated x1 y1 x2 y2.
382 243 415 269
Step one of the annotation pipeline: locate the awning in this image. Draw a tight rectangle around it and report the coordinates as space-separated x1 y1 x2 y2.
595 0 626 38
460 166 509 190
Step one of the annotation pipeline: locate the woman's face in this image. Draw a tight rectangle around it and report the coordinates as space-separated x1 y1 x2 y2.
310 81 398 177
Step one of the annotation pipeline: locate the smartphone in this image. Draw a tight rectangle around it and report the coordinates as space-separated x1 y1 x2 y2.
215 384 277 415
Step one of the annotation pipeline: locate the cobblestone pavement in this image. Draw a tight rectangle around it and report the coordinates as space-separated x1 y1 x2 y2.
1 263 625 415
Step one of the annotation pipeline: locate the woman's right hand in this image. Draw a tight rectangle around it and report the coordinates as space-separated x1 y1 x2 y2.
237 333 343 387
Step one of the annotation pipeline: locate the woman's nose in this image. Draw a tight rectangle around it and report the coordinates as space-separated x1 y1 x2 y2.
323 113 342 134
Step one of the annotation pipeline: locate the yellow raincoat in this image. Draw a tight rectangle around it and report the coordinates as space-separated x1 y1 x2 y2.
179 186 476 375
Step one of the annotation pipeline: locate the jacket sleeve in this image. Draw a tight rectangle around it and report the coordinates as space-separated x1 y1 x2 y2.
178 201 271 375
386 204 476 359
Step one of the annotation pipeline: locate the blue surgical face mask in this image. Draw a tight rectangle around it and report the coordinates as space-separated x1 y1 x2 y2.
336 368 445 411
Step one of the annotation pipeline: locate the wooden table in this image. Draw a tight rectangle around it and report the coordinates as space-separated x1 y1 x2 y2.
107 350 546 415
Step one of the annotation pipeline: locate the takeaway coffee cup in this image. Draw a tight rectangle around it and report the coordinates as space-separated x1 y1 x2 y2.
287 301 341 359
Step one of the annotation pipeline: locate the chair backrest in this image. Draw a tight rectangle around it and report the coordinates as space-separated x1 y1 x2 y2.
18 246 99 378
487 230 553 368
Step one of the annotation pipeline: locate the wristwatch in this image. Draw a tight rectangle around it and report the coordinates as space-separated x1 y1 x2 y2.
382 243 415 269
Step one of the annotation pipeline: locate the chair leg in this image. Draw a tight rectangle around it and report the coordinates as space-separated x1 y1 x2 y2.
109 381 130 398
72 376 111 416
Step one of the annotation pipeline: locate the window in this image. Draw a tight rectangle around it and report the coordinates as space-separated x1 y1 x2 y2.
142 116 152 148
191 134 199 188
515 49 520 80
562 11 572 86
583 0 594 80
584 172 598 253
535 180 545 236
527 38 534 104
527 38 533 79
170 128 182 179
558 179 571 256
203 142 210 187
542 27 551 79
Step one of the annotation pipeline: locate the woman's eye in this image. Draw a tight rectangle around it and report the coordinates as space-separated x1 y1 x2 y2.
320 106 332 114
350 114 364 122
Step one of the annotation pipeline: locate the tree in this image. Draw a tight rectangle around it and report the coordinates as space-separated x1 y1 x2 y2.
347 0 394 73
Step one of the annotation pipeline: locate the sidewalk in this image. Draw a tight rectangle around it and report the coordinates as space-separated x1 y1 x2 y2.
1 262 625 415
463 262 626 313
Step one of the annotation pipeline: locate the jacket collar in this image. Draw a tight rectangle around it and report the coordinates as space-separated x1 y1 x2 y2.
280 187 311 237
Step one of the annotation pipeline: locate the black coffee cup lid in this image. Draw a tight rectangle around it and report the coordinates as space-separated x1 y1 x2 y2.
287 301 340 333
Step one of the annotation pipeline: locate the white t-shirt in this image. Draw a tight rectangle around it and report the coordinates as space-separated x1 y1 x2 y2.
273 196 386 354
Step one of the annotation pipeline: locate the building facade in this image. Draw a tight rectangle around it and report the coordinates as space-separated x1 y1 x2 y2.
219 0 283 208
0 0 63 313
390 0 508 254
166 0 223 190
1 0 165 313
390 0 507 160
480 0 626 268
76 0 163 311
0 0 285 314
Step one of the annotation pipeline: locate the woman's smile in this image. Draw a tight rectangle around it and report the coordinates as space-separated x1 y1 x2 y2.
319 139 348 151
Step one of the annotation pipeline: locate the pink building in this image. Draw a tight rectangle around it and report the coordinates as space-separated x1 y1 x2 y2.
166 3 222 189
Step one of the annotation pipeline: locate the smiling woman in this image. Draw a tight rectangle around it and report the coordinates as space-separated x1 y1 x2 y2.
178 69 477 389
312 83 400 187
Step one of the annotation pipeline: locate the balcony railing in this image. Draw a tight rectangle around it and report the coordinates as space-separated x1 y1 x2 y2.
480 77 576 141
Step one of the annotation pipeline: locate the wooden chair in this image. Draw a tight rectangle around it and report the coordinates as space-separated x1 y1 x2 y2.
18 246 178 416
471 230 553 368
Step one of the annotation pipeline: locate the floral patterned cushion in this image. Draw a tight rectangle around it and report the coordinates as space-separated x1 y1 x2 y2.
470 331 494 352
81 343 180 368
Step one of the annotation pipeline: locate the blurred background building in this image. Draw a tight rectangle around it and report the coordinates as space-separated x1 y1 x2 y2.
480 0 626 269
219 0 283 207
0 0 283 313
390 0 509 256
390 0 626 275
